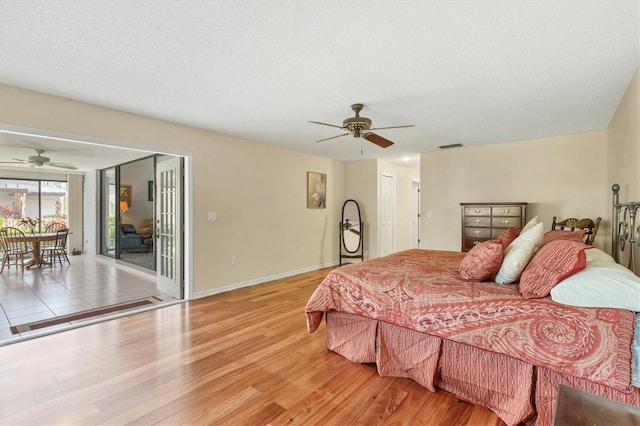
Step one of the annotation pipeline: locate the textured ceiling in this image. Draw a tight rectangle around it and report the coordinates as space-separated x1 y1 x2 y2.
0 0 638 172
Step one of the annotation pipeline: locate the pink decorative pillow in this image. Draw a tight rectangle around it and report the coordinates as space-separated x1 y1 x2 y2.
496 228 520 251
542 229 587 245
459 240 503 281
519 240 590 298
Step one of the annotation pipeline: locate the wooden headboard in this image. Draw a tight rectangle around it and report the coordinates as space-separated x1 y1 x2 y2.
611 184 640 273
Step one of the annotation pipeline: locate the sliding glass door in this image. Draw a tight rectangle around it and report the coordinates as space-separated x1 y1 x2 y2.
100 157 156 270
100 167 117 257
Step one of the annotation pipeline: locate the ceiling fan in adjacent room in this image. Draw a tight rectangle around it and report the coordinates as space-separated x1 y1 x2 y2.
0 148 78 170
309 103 414 148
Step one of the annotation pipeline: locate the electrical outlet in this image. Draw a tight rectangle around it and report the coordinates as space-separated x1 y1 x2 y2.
231 256 237 265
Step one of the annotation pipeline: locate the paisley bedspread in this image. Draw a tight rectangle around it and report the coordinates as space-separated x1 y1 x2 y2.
305 249 635 390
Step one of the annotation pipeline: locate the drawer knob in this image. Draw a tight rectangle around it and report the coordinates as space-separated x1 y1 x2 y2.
473 240 480 245
503 219 511 224
473 230 481 235
503 209 511 213
474 219 480 223
474 209 481 213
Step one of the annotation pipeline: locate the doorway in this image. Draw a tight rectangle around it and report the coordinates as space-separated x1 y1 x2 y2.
100 155 184 298
0 124 191 300
100 159 155 270
0 125 190 342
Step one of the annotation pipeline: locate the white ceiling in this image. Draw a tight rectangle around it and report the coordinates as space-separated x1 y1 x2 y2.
0 131 154 173
0 0 638 172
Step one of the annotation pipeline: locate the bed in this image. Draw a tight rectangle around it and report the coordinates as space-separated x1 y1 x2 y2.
305 187 640 426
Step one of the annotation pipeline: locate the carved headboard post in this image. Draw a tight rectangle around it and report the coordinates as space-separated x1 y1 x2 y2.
612 184 621 263
612 183 640 273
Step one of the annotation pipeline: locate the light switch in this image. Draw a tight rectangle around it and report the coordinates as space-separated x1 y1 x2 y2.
208 211 217 221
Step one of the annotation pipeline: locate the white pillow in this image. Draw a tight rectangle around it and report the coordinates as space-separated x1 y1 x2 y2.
495 222 544 284
550 263 640 311
585 247 616 267
520 216 540 235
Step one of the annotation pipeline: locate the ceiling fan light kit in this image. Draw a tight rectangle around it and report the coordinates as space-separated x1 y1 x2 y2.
342 104 371 138
309 103 413 149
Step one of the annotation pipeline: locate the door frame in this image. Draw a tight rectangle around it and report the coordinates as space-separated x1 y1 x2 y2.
411 180 420 248
0 123 193 300
379 172 396 257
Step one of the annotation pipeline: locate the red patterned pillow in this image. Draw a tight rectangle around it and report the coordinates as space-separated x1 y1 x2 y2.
542 229 587 245
496 228 520 251
519 240 590 298
459 240 503 281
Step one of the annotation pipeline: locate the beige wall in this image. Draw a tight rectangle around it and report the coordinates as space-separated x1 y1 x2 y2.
0 84 346 295
607 66 640 272
420 131 609 252
608 67 640 202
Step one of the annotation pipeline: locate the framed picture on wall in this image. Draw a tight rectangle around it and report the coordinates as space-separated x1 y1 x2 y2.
120 185 132 211
307 172 326 209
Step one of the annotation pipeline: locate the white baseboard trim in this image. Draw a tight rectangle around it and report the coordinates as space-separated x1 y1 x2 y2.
192 261 339 300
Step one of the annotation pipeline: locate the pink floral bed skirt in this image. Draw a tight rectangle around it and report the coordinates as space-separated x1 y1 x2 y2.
325 311 640 426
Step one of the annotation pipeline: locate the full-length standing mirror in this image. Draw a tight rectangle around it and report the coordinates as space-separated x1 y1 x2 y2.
340 199 364 265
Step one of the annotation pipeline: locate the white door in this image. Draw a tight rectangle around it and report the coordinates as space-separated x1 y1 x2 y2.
411 181 420 248
155 157 183 298
380 174 395 257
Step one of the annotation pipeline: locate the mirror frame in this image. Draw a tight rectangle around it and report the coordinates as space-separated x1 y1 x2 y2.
341 199 362 253
340 199 364 265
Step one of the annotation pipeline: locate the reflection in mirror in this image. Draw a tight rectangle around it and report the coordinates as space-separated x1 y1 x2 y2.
340 199 364 265
342 200 361 253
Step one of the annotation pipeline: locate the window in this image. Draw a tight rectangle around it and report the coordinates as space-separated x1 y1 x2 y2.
0 178 68 231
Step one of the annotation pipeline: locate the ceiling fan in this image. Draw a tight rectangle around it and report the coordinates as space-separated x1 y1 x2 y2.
0 149 78 170
309 103 413 148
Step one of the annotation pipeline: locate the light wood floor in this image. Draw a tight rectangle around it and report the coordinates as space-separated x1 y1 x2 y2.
0 267 504 425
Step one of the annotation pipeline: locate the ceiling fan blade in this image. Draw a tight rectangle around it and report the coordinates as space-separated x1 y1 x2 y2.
363 132 394 148
308 120 345 130
368 124 414 131
47 162 78 170
314 133 350 143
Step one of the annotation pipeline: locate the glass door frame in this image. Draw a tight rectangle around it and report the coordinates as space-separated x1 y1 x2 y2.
99 166 121 258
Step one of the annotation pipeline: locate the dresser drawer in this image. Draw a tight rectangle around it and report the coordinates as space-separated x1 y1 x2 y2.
464 206 491 216
492 206 522 217
464 217 491 227
464 227 491 239
463 238 490 251
492 217 522 228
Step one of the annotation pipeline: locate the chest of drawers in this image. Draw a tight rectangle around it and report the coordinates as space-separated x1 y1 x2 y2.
460 202 528 252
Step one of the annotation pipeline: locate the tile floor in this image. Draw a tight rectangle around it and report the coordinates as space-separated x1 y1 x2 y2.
0 254 176 344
